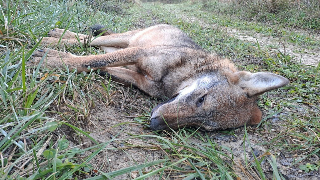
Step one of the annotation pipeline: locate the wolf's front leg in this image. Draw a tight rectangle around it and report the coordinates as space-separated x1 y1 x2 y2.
103 67 164 98
40 28 89 46
30 48 78 69
31 47 144 72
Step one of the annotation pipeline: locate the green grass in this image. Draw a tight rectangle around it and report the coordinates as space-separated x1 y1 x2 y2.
1 0 319 179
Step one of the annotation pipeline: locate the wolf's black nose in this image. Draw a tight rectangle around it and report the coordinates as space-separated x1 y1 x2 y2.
150 117 167 131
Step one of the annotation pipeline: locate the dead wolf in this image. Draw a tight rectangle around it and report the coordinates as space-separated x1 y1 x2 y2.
33 24 289 131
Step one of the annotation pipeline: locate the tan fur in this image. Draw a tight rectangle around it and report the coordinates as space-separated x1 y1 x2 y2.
33 24 289 131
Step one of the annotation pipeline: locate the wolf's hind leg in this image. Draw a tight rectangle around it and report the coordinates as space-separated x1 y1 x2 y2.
41 28 90 46
41 37 83 46
89 29 142 48
48 28 88 39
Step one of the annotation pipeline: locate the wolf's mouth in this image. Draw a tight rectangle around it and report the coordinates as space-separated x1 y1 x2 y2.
150 94 178 130
149 116 167 130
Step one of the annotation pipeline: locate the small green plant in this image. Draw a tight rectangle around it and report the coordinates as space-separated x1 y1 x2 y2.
299 163 320 173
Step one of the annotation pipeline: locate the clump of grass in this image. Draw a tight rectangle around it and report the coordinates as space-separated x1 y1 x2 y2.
0 0 157 179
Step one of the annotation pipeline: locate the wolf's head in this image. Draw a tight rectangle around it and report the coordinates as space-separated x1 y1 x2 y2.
150 71 289 131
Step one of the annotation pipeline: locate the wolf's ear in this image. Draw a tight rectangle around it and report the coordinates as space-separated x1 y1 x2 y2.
236 71 289 97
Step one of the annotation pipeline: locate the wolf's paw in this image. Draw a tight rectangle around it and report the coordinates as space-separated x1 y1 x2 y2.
89 25 113 36
48 28 66 38
33 48 74 58
47 28 76 39
41 36 81 46
30 49 75 68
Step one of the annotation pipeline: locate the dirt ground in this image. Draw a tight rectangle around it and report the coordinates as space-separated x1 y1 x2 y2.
227 28 320 66
62 84 168 179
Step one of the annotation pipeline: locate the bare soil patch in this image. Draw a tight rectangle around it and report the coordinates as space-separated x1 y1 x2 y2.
227 28 320 66
84 104 164 179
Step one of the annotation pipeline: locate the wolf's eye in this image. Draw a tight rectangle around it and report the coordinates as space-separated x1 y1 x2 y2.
196 95 206 107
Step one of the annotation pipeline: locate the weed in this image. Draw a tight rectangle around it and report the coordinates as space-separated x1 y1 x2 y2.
299 162 320 173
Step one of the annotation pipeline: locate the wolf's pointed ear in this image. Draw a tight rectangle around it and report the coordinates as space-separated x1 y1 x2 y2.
236 71 289 97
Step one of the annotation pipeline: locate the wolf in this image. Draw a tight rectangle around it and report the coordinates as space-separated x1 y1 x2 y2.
32 24 289 131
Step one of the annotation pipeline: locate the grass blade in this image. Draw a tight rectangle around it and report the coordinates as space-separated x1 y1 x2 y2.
133 158 187 180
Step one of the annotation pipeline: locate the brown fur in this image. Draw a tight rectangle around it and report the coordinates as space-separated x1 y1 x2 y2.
32 24 289 131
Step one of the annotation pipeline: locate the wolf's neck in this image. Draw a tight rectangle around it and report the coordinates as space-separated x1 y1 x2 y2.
194 54 237 73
